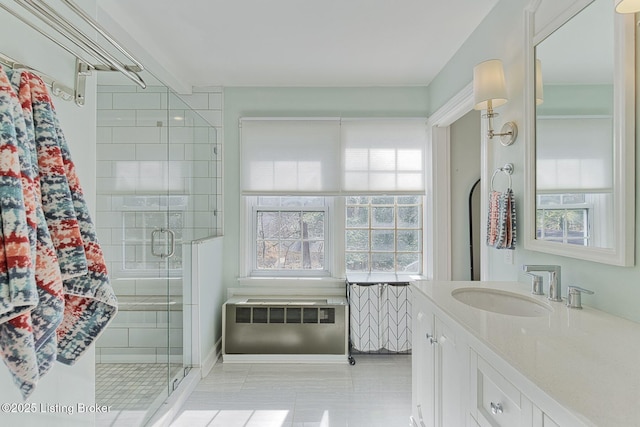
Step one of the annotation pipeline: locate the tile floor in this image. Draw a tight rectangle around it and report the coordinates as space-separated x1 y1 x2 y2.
95 363 181 426
171 354 412 427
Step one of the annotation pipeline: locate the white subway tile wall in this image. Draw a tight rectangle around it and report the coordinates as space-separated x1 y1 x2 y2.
95 85 223 362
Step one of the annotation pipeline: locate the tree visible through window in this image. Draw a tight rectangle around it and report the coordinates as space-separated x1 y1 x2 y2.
255 197 326 271
345 196 422 273
536 193 590 246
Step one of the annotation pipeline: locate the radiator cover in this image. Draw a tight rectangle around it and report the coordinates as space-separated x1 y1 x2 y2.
223 297 347 355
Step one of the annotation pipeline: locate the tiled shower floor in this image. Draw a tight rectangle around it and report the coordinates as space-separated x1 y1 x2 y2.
96 363 181 426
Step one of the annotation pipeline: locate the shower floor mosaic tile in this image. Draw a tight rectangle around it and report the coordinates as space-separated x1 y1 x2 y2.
96 363 181 426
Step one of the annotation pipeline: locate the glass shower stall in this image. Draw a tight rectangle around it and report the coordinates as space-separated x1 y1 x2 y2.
93 71 221 425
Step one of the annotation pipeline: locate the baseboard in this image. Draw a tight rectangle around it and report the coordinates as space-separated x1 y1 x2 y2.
222 354 348 364
201 338 222 378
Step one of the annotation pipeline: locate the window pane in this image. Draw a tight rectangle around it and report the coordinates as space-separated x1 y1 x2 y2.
308 241 325 269
397 196 420 205
256 205 326 272
346 253 369 272
536 208 589 246
562 193 586 204
256 240 280 269
346 206 369 227
280 212 301 239
538 195 562 206
345 195 423 274
257 196 281 207
346 230 369 251
372 196 394 205
302 212 324 239
565 209 586 231
371 253 394 271
398 206 420 228
280 196 325 207
397 230 420 251
398 253 420 272
372 207 394 227
281 240 302 269
372 230 394 251
346 196 369 205
257 211 280 238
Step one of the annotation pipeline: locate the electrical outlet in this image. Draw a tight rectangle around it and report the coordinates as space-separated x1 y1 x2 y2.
504 250 514 264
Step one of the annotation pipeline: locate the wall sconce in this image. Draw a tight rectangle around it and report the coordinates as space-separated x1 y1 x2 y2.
615 0 640 13
473 59 518 146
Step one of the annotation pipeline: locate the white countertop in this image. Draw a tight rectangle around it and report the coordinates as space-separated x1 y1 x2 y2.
411 280 640 427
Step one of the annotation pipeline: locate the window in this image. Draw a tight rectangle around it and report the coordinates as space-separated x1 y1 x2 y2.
536 193 591 246
345 196 422 273
241 117 427 279
253 196 329 275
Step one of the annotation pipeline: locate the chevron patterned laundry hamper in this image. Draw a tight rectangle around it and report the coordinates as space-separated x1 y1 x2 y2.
347 281 412 359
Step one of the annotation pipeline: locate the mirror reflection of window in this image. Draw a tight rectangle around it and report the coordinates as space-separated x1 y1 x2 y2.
534 0 614 249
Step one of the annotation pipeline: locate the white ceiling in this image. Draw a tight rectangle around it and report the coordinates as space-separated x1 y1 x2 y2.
96 0 499 90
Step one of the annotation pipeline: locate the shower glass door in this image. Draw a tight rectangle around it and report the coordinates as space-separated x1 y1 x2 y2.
95 72 216 425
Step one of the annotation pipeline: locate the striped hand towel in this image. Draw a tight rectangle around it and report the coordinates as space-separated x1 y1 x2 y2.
487 189 516 250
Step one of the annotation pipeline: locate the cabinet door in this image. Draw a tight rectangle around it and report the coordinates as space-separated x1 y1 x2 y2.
435 315 466 427
412 293 435 427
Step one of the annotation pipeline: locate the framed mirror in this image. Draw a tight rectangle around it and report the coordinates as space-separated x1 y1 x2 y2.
523 0 635 266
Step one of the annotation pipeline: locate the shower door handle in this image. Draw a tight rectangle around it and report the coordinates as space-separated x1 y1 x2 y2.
165 229 176 258
151 228 176 259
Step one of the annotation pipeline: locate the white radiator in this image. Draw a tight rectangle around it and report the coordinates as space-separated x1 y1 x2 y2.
222 297 348 363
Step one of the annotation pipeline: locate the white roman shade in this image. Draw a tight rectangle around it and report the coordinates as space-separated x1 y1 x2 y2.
240 117 426 195
240 118 342 194
536 117 613 192
341 119 426 194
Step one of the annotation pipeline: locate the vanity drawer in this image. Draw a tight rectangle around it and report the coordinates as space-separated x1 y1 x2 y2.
472 354 531 427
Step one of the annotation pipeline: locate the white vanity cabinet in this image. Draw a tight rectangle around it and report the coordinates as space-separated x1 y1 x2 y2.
410 281 597 427
411 289 467 427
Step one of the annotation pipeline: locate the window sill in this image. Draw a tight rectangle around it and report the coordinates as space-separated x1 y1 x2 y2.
237 276 345 287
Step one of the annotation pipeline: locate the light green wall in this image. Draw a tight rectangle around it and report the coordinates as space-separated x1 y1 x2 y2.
538 84 613 116
428 0 640 324
222 0 640 324
222 87 430 288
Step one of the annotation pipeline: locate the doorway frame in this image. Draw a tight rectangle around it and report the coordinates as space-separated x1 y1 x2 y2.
425 82 490 281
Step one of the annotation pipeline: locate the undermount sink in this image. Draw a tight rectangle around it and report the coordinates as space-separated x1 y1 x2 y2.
451 287 553 317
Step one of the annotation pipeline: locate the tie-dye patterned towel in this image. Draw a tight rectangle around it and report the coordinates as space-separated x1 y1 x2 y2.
0 67 117 399
0 66 40 399
16 71 117 366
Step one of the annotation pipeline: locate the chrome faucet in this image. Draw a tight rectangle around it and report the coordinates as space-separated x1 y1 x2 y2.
522 265 562 302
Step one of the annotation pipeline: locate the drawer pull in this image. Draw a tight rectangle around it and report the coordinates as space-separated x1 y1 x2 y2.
490 402 503 415
426 333 438 345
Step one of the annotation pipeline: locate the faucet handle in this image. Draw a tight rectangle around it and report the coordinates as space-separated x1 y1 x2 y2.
526 273 544 296
566 285 594 309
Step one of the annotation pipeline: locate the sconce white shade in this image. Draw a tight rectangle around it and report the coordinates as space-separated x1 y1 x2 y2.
473 59 508 110
615 0 640 13
535 59 544 105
